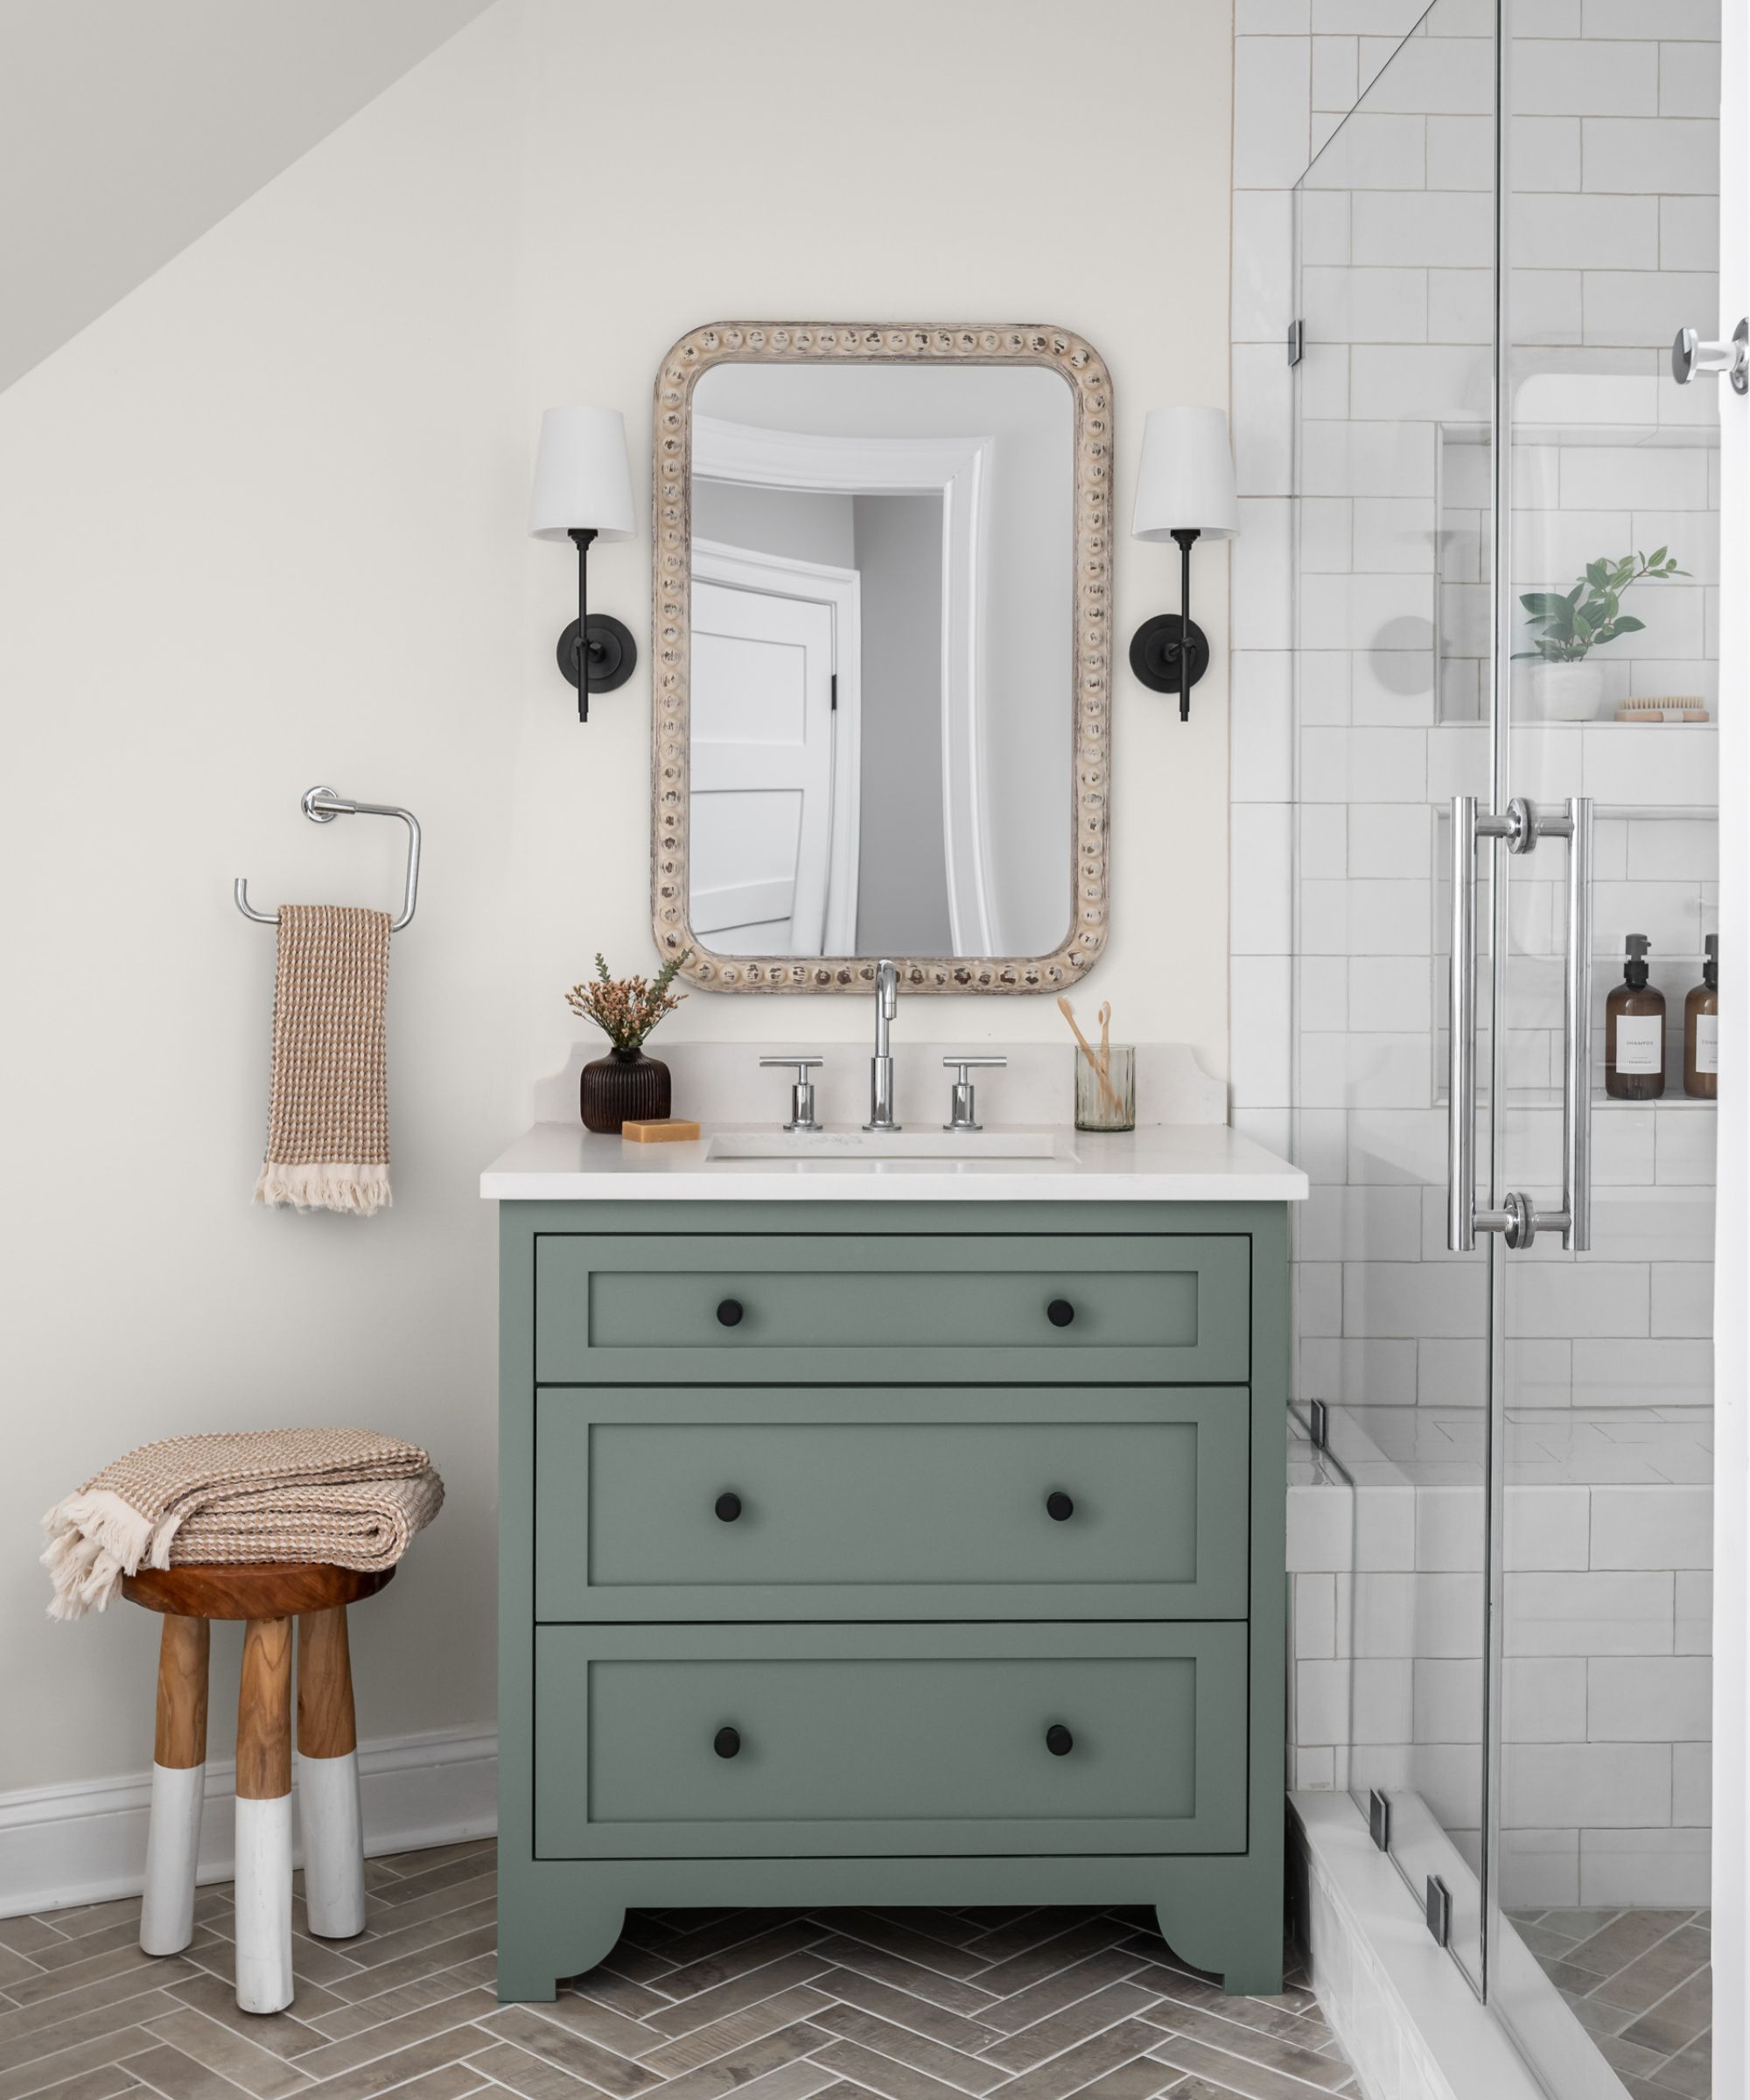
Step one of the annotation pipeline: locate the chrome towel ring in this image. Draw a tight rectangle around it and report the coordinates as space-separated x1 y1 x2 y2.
234 786 421 933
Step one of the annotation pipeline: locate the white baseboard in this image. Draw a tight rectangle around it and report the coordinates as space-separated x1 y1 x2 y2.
0 1726 496 1919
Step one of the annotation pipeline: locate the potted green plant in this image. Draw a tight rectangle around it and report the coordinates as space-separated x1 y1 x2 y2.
564 949 690 1132
1513 547 1687 720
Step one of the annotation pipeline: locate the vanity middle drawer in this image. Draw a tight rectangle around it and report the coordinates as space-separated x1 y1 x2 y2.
536 1386 1250 1621
534 1232 1250 1384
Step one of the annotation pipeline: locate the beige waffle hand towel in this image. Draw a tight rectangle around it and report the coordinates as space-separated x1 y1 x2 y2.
41 1427 443 1619
255 903 392 1214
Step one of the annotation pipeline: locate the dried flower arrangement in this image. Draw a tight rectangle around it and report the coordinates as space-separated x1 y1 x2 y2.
564 950 691 1054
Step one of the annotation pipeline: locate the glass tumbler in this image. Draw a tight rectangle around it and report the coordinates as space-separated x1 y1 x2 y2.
1074 1045 1135 1132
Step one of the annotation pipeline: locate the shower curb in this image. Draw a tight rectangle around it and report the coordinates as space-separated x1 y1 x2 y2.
1292 1790 1546 2100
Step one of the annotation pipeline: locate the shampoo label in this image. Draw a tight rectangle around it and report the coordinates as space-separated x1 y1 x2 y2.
1697 1014 1718 1075
1615 1014 1663 1074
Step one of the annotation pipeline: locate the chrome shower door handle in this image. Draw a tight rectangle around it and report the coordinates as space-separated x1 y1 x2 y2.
1448 795 1480 1252
1672 319 1749 393
1448 794 1591 1255
1561 796 1593 1252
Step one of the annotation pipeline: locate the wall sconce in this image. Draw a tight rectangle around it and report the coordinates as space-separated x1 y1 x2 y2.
1129 407 1240 722
528 405 637 724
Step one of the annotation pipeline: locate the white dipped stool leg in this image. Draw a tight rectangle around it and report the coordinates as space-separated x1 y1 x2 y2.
298 1606 365 1938
234 1616 294 2013
298 1750 364 1936
234 1794 293 2011
140 1615 208 1956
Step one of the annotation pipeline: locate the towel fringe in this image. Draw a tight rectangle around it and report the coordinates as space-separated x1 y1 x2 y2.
39 1488 156 1619
254 1162 392 1215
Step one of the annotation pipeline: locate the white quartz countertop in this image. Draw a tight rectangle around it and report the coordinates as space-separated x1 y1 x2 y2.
480 1121 1308 1203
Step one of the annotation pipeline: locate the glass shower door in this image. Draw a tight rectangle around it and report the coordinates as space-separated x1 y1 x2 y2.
1483 7 1722 2092
1290 0 1499 1995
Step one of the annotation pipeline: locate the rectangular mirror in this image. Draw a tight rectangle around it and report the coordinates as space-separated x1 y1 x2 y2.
651 324 1113 994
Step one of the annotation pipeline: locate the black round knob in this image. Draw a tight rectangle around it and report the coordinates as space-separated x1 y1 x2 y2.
1046 1724 1074 1757
717 1298 745 1327
713 1726 741 1759
714 1492 742 1522
1046 1298 1075 1328
1046 1490 1074 1522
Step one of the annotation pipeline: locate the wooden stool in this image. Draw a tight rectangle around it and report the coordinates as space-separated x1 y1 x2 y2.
123 1563 395 2013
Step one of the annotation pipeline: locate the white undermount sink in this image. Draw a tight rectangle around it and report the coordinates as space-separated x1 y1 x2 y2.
703 1129 1079 1163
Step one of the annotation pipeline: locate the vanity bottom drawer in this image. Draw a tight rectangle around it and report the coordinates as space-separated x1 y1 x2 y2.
534 1621 1247 1859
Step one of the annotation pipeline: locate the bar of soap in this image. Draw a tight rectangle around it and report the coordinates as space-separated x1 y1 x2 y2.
621 1118 702 1144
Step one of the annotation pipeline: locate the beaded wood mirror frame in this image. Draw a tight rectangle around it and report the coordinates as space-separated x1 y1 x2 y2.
650 321 1113 995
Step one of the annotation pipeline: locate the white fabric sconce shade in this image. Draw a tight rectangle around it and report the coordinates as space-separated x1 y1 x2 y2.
1129 407 1238 721
529 405 638 721
1131 407 1238 541
528 406 635 542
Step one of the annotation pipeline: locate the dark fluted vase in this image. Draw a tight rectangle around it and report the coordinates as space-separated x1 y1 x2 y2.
580 1047 671 1133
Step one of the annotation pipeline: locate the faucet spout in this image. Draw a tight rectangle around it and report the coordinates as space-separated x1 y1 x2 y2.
864 959 902 1131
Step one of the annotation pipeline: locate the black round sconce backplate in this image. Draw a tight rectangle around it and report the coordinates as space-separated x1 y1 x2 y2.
1129 612 1210 696
558 613 638 694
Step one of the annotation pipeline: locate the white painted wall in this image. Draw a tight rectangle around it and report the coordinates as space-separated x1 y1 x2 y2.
0 2 525 1802
0 0 1235 1799
852 491 953 956
690 481 856 568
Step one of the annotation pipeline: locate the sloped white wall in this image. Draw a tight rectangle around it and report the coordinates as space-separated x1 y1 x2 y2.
0 0 496 392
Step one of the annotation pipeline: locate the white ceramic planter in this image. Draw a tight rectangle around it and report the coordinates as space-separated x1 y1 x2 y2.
1518 660 1606 721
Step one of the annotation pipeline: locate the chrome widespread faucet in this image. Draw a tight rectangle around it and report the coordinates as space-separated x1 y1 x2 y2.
863 958 901 1131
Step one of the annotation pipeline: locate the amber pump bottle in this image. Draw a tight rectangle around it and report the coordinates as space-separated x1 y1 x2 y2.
1684 934 1718 1099
1606 934 1666 1099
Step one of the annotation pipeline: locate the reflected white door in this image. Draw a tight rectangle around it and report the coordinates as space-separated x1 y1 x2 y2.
690 578 836 956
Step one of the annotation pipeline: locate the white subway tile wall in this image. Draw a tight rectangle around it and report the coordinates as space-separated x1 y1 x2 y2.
1288 1464 1715 1905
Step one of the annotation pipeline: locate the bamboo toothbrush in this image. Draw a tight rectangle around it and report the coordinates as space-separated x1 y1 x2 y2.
1058 996 1121 1112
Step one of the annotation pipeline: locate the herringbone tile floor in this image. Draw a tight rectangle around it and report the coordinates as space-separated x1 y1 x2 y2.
0 1841 1358 2100
1511 1905 1711 2100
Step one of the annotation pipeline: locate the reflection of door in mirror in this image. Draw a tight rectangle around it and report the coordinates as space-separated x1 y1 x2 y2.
689 548 856 956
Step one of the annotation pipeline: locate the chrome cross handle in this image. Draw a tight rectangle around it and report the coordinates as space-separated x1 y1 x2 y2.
759 1055 823 1133
942 1055 1006 1132
1672 319 1748 393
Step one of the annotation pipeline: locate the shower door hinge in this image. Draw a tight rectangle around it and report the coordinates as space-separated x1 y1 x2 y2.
1425 1876 1452 1949
1307 1398 1329 1451
1287 319 1305 367
1368 1788 1390 1852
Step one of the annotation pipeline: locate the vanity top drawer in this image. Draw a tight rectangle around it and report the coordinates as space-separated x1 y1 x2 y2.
535 1385 1249 1621
533 1232 1250 1384
535 1621 1246 1860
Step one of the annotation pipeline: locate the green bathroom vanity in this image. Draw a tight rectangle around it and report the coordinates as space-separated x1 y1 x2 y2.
483 1121 1304 1999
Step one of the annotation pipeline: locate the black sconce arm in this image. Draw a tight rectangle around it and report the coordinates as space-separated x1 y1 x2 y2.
1128 527 1209 719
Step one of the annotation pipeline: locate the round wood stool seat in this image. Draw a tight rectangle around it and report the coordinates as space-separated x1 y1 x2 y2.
123 1562 395 1620
125 1560 396 2014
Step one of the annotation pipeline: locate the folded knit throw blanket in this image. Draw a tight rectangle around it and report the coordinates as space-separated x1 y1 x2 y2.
41 1427 442 1620
255 904 393 1215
